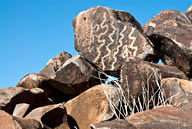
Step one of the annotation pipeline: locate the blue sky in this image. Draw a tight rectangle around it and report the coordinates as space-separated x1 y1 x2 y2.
0 0 191 88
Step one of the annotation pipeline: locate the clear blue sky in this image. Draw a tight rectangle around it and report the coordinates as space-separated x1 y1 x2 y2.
0 0 191 88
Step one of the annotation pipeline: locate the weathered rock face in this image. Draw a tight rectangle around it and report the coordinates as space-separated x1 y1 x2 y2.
161 78 192 114
126 106 192 129
0 110 42 129
186 5 192 22
52 54 101 95
65 84 120 129
0 87 52 115
17 73 76 103
120 57 187 100
12 103 30 118
16 73 48 89
143 10 192 77
25 103 69 129
73 6 155 73
40 51 72 77
91 119 137 129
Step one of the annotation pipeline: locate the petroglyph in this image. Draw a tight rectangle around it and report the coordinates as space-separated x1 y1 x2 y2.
73 6 154 73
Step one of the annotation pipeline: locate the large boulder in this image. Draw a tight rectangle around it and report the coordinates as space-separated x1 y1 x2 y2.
12 103 30 118
73 6 155 74
25 103 69 129
143 10 192 77
120 57 187 101
0 87 52 115
0 110 42 129
91 119 137 129
126 106 192 129
52 54 101 95
40 51 72 77
186 5 192 22
161 78 192 114
17 73 76 103
65 84 120 129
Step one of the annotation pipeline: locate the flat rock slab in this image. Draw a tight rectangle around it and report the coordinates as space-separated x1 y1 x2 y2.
186 5 192 22
65 84 120 129
143 10 192 77
126 106 192 129
40 51 72 77
120 57 187 100
91 119 137 129
73 6 155 73
0 87 53 115
161 78 192 114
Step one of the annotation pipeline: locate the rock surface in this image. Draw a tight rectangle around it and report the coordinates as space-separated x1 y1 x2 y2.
120 57 187 100
0 110 42 129
40 51 72 77
161 78 192 114
73 6 155 73
127 106 192 129
25 103 69 129
65 84 120 129
52 55 101 95
91 119 137 129
12 103 30 118
186 5 192 22
0 87 52 115
143 10 192 77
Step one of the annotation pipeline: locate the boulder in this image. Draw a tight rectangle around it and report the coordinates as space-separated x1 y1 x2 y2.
73 6 155 74
52 54 101 95
13 117 43 129
0 110 42 129
17 73 76 103
126 106 192 129
65 84 120 129
120 57 187 100
25 103 69 129
143 10 192 77
0 87 52 115
40 51 72 77
186 5 192 22
161 78 192 114
91 119 137 129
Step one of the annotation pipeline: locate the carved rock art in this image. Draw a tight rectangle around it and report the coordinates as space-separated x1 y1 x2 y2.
73 6 155 73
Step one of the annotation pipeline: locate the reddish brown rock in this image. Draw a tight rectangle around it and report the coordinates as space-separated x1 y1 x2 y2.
17 73 76 103
65 84 120 129
52 54 101 95
25 103 69 129
143 10 192 77
73 6 155 74
161 78 192 114
0 87 52 115
186 5 192 22
13 117 43 129
0 110 42 129
0 110 16 129
40 51 72 77
126 106 192 129
120 57 187 100
91 119 137 129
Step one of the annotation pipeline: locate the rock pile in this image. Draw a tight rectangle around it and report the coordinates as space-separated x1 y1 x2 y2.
1 5 192 129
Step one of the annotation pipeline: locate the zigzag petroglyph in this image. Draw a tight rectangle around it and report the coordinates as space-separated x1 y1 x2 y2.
128 27 138 56
111 25 127 70
93 12 108 63
101 16 117 70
